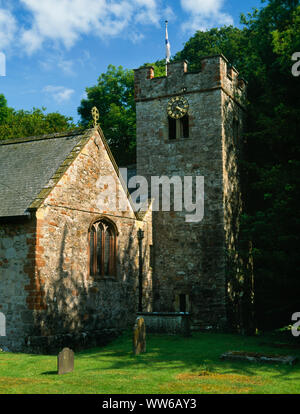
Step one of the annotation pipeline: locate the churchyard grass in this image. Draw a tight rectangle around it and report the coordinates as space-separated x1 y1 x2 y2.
0 332 299 394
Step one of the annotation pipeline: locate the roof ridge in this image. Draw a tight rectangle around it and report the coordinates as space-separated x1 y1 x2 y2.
0 127 89 146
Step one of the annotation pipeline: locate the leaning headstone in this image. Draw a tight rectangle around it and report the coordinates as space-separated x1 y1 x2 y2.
133 316 146 355
57 347 74 375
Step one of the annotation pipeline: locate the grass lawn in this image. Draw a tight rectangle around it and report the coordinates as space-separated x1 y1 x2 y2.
0 331 299 394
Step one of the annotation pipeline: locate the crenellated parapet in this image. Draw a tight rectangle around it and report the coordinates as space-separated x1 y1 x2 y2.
134 55 246 108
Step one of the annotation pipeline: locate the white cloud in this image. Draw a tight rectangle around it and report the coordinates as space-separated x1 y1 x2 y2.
43 85 75 103
58 59 74 76
0 1 233 58
164 5 176 22
19 0 167 54
39 55 75 75
129 32 145 44
180 0 233 32
0 8 17 50
134 0 159 25
182 0 224 14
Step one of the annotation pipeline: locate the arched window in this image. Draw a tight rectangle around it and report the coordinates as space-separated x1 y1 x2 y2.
89 219 117 278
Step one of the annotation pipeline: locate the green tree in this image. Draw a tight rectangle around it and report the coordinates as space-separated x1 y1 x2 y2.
141 59 166 77
174 26 248 75
78 65 136 165
0 104 76 141
238 0 300 329
271 4 300 71
0 93 9 124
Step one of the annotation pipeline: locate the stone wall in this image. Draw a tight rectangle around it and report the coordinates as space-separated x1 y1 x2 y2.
135 57 246 330
221 88 254 333
0 129 153 352
137 312 190 335
29 129 152 350
0 218 36 350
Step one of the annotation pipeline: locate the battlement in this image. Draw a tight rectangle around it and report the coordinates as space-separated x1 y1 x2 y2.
134 55 246 106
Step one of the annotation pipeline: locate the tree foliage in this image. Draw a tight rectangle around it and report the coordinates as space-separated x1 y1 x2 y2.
0 98 76 141
239 1 300 329
174 26 249 75
78 65 136 165
141 59 166 77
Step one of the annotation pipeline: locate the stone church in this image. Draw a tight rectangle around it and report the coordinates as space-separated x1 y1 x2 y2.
0 55 249 353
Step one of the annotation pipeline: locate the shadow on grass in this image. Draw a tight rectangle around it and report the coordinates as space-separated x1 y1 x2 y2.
41 371 58 375
73 331 300 382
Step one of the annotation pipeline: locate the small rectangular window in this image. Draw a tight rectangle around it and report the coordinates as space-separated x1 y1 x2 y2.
169 116 189 140
181 115 189 138
179 294 187 312
168 117 176 140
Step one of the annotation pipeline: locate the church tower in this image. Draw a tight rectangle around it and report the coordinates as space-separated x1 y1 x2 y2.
134 56 247 330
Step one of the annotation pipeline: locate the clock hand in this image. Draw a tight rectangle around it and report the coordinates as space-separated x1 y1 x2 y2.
175 106 185 112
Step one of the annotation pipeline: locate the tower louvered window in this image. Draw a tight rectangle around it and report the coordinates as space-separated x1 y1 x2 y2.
168 115 189 140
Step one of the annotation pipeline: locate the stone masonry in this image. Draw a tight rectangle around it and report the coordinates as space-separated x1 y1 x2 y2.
0 128 153 352
134 56 246 330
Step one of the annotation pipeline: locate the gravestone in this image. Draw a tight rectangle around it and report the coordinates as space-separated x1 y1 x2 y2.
220 351 297 366
57 347 74 375
133 316 146 355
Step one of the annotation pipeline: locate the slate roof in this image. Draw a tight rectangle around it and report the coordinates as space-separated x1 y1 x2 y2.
0 129 92 218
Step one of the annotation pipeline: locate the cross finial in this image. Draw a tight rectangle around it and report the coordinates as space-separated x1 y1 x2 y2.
91 106 99 128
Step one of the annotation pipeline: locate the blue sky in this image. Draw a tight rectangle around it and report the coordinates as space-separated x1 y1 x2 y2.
0 0 264 123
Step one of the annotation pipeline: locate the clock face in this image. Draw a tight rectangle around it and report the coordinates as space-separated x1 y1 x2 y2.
167 96 189 119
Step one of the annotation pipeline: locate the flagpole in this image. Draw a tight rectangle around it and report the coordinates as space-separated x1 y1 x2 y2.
165 20 169 77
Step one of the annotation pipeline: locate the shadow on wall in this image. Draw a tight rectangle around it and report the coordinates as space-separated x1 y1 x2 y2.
27 219 149 354
223 99 254 335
